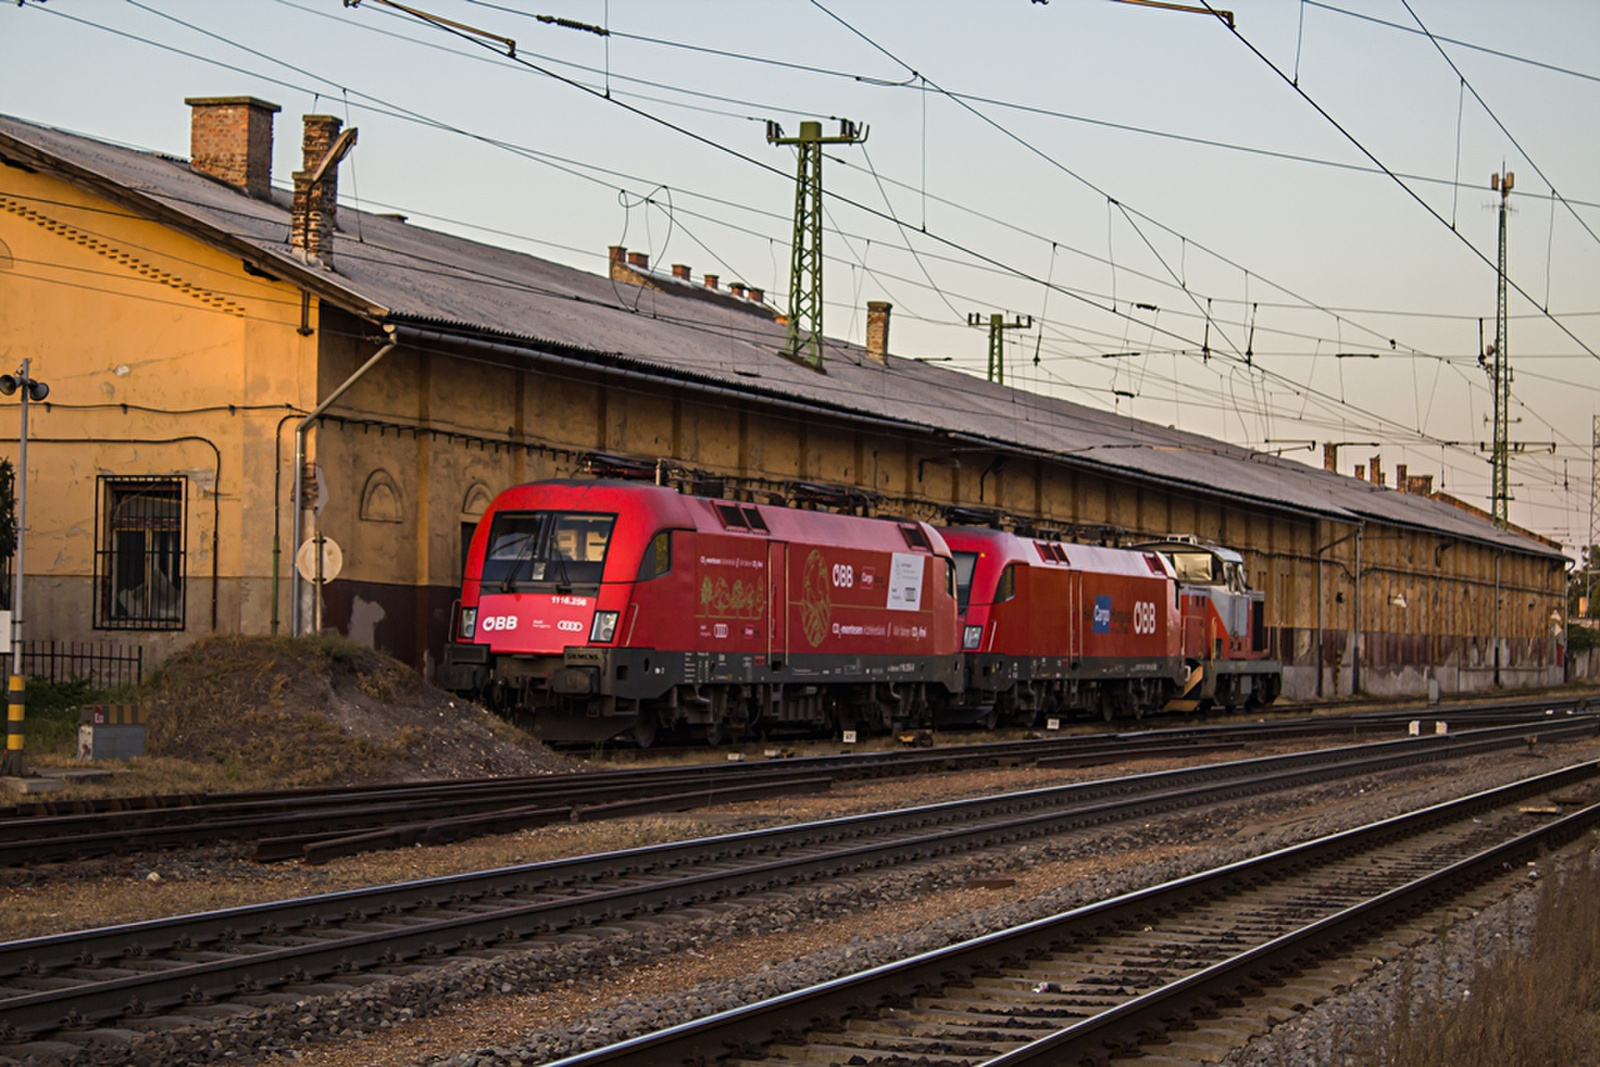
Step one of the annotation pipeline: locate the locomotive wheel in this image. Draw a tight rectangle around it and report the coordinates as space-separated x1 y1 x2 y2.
701 717 725 746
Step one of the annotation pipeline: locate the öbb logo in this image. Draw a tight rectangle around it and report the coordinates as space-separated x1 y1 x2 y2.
1132 601 1158 635
481 615 518 632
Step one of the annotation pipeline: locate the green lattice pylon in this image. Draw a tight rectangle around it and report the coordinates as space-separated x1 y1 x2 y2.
968 312 1033 385
767 119 867 370
1489 171 1513 527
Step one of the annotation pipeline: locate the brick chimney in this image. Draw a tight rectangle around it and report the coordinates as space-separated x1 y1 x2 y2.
290 114 346 266
704 274 719 290
1395 464 1408 491
1322 442 1338 472
747 287 764 304
185 96 280 199
671 263 691 281
1369 455 1384 486
729 283 747 299
626 251 649 271
866 301 891 364
1354 464 1366 481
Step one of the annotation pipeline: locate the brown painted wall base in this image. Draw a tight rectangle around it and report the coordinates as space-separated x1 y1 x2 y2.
320 578 457 679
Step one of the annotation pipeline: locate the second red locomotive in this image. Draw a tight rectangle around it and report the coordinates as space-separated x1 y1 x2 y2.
939 526 1185 724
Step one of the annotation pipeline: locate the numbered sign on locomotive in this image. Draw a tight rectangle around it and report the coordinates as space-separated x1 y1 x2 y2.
439 480 962 745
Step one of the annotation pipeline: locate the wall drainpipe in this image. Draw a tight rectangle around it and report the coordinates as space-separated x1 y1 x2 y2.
290 325 397 636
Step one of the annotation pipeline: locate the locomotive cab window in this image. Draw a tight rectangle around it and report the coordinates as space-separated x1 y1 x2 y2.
951 550 979 613
995 563 1018 603
480 510 616 591
1226 562 1247 593
637 530 673 581
1166 550 1221 585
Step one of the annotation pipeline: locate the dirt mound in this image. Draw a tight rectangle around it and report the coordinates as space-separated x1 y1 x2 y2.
143 634 575 788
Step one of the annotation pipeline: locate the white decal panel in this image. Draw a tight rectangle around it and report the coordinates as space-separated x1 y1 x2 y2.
886 552 925 612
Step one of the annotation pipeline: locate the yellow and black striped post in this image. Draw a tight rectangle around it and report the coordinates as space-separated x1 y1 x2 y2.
1 674 23 777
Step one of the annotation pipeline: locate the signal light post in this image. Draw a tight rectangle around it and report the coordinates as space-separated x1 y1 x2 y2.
0 360 49 777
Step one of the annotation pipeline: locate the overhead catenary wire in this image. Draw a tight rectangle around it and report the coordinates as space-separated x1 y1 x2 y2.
9 1 1592 539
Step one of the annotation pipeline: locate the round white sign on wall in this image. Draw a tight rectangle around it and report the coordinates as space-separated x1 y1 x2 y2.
296 536 344 584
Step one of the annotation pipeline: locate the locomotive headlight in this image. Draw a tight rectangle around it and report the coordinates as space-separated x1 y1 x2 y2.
590 610 620 644
963 624 984 651
459 607 477 640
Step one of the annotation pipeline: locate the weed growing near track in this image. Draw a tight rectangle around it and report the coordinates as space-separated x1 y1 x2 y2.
1365 851 1600 1065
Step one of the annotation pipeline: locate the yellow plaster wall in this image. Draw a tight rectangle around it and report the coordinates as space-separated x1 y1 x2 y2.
0 167 315 658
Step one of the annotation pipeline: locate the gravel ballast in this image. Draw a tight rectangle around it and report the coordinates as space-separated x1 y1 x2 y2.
9 742 1597 1066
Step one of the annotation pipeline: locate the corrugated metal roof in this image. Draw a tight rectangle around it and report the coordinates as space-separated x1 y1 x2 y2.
0 112 1564 561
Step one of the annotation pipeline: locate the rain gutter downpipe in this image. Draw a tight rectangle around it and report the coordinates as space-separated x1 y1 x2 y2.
1315 523 1362 699
290 326 397 637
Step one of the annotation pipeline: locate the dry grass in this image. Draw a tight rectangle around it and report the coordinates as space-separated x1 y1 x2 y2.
141 634 413 788
16 633 572 800
1368 854 1600 1066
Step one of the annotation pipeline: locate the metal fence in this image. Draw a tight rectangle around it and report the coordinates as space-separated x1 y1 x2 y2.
19 640 144 688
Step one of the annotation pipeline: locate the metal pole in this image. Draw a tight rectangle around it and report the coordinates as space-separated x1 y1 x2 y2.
1352 529 1362 696
3 360 30 777
290 330 396 636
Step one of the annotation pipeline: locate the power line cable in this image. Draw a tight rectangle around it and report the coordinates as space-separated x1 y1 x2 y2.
1202 0 1600 362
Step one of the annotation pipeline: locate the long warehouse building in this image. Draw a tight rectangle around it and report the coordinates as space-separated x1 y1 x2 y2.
0 97 1568 699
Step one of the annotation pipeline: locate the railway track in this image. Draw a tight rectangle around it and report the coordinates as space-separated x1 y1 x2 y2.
0 717 1591 1060
547 759 1600 1067
2 700 1583 866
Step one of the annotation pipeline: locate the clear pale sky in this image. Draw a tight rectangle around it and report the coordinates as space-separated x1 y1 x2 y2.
4 0 1597 551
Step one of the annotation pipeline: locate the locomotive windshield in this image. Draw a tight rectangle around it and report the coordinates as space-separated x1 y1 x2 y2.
481 510 616 591
1164 550 1222 585
951 550 979 613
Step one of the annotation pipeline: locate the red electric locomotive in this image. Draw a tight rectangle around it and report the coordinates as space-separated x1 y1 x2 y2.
439 480 963 745
939 527 1187 723
1134 537 1282 711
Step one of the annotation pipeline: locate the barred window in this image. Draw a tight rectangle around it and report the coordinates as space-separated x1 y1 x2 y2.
95 477 186 630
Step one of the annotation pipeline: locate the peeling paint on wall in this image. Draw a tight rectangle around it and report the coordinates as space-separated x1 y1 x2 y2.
348 594 386 649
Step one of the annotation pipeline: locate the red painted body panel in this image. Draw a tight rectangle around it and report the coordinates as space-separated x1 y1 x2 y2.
939 527 1180 663
458 480 960 663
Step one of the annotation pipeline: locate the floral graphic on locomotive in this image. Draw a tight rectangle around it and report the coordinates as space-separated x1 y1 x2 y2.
798 548 833 647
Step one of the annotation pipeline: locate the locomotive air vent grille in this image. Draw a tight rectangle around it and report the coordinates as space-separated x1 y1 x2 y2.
899 525 932 551
1035 541 1070 564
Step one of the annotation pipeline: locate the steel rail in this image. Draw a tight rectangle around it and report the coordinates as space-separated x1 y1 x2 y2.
542 759 1600 1066
0 719 1591 1043
1 700 1581 868
989 795 1600 1064
8 695 1581 822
